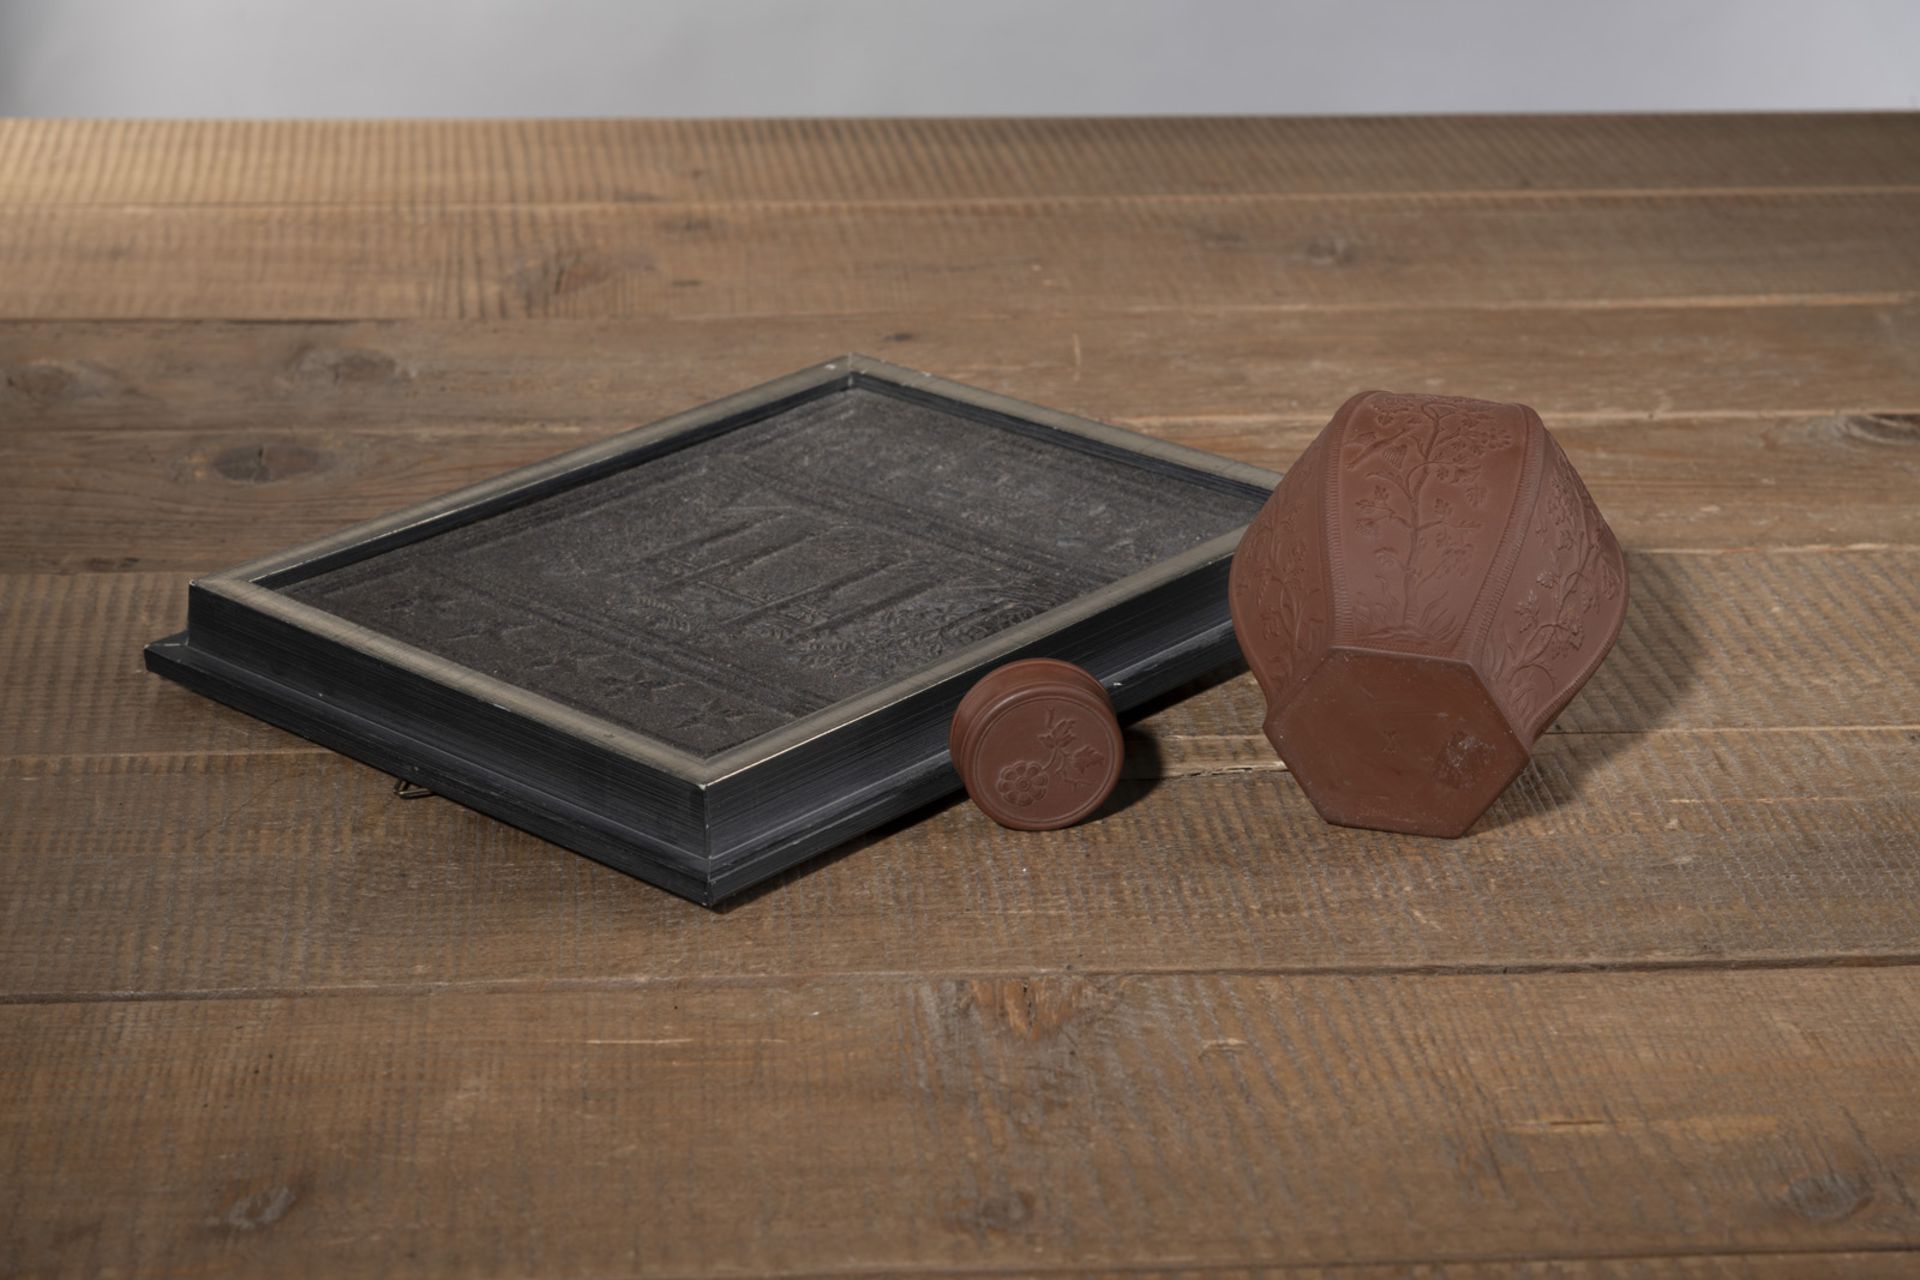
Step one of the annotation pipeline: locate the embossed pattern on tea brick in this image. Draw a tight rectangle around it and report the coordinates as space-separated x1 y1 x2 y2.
285 387 1262 755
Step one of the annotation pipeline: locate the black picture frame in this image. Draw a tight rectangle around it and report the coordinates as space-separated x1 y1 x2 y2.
146 356 1279 905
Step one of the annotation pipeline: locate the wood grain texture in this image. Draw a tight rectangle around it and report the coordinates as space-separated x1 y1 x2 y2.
6 115 1917 206
5 970 1918 1275
2 192 1916 320
7 306 1915 429
4 725 1918 998
3 306 1916 574
5 114 1920 1275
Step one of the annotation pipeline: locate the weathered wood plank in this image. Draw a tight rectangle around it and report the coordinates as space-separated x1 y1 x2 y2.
5 411 1915 574
5 115 1917 207
8 308 1913 433
4 724 1917 996
2 193 1914 320
5 969 1917 1274
4 304 1915 574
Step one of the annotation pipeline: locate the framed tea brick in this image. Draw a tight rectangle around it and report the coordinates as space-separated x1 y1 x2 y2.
147 356 1277 904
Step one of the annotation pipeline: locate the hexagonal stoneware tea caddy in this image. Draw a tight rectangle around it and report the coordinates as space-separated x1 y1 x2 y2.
1228 391 1628 837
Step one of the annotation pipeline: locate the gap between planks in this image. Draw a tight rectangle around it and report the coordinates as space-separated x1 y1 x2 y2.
383 1244 1920 1280
7 723 1920 769
7 182 1920 212
0 291 1916 326
2 294 1915 325
7 949 1920 1010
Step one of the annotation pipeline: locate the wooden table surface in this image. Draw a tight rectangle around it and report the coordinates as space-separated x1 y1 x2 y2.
3 115 1919 1276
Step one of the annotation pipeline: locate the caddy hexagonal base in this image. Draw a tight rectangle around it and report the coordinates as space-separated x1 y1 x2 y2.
1270 647 1530 838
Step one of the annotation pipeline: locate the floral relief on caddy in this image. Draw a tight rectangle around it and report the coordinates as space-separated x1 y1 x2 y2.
1342 393 1520 645
1234 434 1330 700
1484 440 1625 733
994 708 1108 810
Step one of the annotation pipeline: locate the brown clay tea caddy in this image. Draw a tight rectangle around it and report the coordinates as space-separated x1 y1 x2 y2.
1228 391 1628 837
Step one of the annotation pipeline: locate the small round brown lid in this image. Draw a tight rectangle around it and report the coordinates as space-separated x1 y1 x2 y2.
950 658 1123 831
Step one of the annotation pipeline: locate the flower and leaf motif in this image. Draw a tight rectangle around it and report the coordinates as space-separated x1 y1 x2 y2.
1484 444 1624 733
993 709 1107 809
1343 394 1517 644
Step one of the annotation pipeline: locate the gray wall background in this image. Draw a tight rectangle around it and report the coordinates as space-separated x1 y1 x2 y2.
2 0 1917 117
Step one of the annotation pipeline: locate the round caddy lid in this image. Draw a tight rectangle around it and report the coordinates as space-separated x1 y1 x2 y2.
949 658 1124 831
